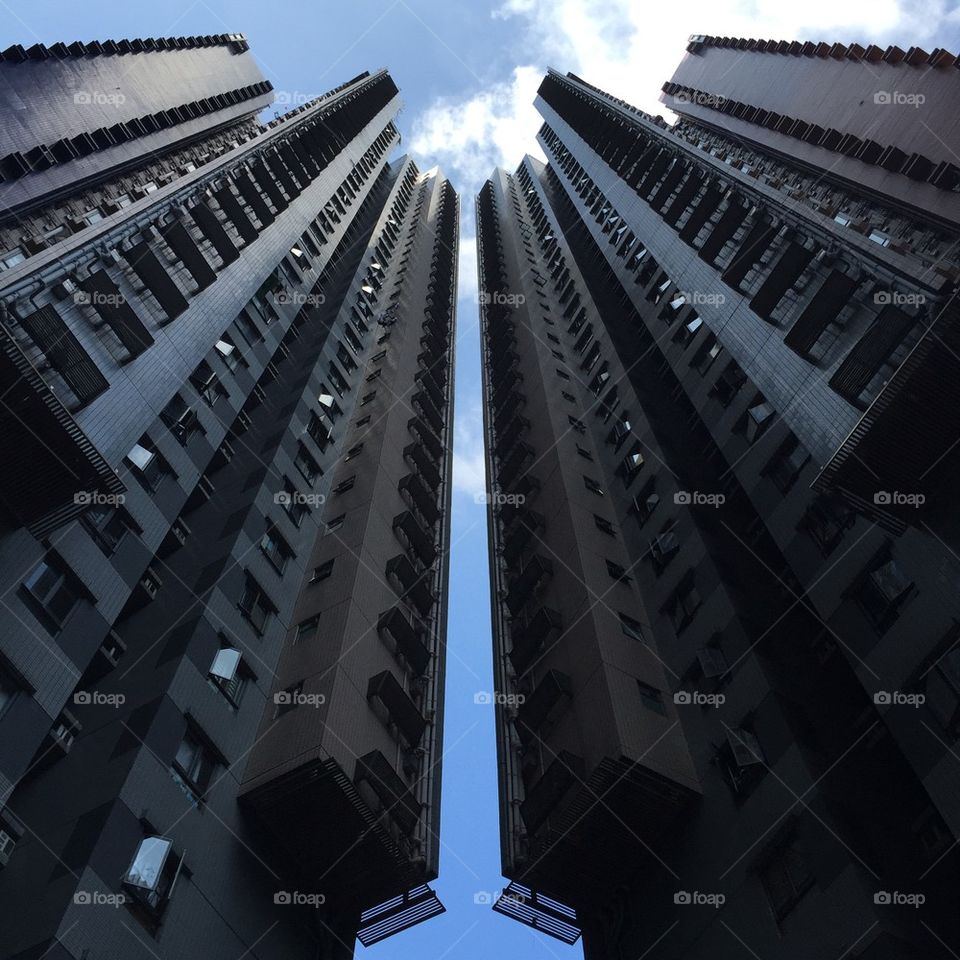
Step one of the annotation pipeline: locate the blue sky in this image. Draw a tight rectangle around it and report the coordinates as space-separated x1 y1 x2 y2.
6 0 960 957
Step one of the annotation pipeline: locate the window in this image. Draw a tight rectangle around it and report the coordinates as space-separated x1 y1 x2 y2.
759 834 814 920
171 727 219 804
333 475 356 495
190 361 225 406
0 247 26 271
22 555 83 631
295 616 319 642
126 441 171 492
209 646 247 708
666 574 701 633
583 475 604 496
606 559 631 583
594 515 615 537
552 349 565 361
122 836 184 919
238 575 275 635
280 477 308 526
307 412 332 452
0 665 21 719
568 415 586 434
344 443 363 461
361 391 376 406
366 368 382 382
356 415 371 428
636 681 666 715
311 560 334 582
556 368 570 380
800 495 855 556
215 337 243 372
275 681 304 717
294 443 321 484
259 524 293 574
325 514 345 534
576 444 593 461
619 612 644 642
720 726 766 796
852 550 916 633
81 505 138 556
562 391 577 404
765 434 810 494
743 399 775 444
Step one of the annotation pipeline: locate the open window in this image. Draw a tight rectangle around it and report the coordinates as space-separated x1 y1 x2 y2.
122 835 185 922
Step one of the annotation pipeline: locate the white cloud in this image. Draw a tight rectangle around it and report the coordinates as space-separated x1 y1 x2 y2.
410 0 960 192
411 65 545 190
452 400 487 500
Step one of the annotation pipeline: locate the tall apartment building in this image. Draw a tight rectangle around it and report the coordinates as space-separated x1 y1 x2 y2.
0 35 457 960
478 40 960 960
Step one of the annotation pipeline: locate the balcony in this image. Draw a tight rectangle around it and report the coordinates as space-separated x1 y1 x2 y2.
188 201 240 265
514 670 572 744
493 883 580 945
499 441 534 491
378 606 431 676
816 295 960 546
520 751 584 835
399 473 440 527
393 510 437 566
0 324 122 536
355 750 421 836
124 240 189 320
502 509 544 566
748 240 815 320
505 555 553 616
386 554 435 617
408 417 443 462
411 391 444 436
367 671 427 747
403 442 442 492
415 369 445 409
495 415 530 460
159 219 217 289
78 271 154 358
509 606 562 674
357 885 446 947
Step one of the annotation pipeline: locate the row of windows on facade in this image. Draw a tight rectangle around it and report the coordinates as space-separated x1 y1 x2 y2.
6 124 397 414
540 125 923 412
